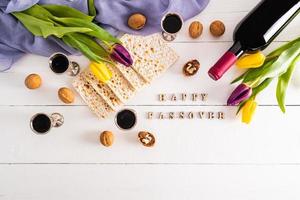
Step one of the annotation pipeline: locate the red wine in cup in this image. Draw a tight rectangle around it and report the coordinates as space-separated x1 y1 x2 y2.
31 114 52 134
50 53 70 74
162 14 183 33
208 0 300 81
116 109 137 130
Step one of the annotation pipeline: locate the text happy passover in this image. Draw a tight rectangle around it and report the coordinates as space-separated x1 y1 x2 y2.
146 93 225 120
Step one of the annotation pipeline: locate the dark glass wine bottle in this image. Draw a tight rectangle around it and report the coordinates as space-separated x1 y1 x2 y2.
208 0 300 81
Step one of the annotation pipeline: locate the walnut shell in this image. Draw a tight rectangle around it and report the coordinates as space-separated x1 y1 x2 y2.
128 13 147 30
210 20 225 37
25 74 42 89
183 59 200 76
138 131 155 147
100 131 114 147
58 87 75 104
189 21 203 39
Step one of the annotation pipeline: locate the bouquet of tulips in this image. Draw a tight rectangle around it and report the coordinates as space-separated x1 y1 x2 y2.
227 37 300 124
12 4 133 82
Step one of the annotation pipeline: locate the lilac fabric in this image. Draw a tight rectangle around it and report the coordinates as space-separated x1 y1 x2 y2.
0 0 209 71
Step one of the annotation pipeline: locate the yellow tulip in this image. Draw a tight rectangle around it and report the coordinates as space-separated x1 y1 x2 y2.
236 52 265 69
89 62 112 83
241 99 257 124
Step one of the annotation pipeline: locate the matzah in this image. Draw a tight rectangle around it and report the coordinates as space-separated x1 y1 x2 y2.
73 33 179 119
73 73 114 118
121 34 179 82
82 69 123 110
106 64 136 102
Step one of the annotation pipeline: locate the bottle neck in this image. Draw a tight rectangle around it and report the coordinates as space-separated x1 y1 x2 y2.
229 41 244 58
208 41 244 81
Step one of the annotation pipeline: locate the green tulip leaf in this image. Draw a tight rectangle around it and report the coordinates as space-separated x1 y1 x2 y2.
242 41 300 86
267 37 300 59
71 33 108 57
52 17 121 43
231 71 247 84
12 12 92 38
236 78 273 114
13 3 122 66
42 4 94 22
242 60 273 84
88 0 97 16
259 41 300 80
21 4 53 22
62 34 112 64
276 54 300 113
252 78 273 97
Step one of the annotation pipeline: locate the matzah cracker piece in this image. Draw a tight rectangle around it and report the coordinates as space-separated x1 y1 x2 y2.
73 74 113 118
121 34 179 82
114 63 149 91
106 64 136 102
72 34 179 119
82 69 123 110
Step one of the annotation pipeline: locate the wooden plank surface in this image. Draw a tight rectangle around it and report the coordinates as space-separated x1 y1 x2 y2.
1 0 300 199
2 42 300 106
1 164 300 200
0 105 299 164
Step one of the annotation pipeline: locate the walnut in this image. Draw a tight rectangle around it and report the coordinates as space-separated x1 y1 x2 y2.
210 20 225 37
189 21 203 39
128 13 147 30
58 87 75 104
183 60 200 76
100 131 114 147
138 131 155 147
25 74 42 89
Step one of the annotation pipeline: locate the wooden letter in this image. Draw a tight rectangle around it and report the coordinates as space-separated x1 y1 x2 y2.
192 93 198 101
201 93 208 101
188 112 194 119
147 112 153 119
218 112 225 120
159 112 164 119
208 112 215 119
169 112 174 119
198 112 205 119
159 94 166 102
179 112 185 119
181 93 187 101
171 94 177 101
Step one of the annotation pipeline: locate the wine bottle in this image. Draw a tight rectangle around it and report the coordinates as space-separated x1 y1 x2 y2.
208 0 300 81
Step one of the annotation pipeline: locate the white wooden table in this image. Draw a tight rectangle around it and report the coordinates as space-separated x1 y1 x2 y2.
1 0 300 199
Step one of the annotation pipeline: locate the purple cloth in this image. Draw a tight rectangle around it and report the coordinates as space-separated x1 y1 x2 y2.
0 0 209 71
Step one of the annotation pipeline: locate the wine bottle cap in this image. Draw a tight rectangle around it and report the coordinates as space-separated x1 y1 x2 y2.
208 51 238 81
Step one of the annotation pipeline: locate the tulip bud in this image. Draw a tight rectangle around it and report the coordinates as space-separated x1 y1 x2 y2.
236 52 265 69
242 99 257 124
227 83 252 106
89 62 112 83
110 44 133 67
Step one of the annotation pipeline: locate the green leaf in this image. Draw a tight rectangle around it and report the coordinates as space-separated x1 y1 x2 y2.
242 41 300 85
21 4 53 22
71 33 108 57
88 0 97 16
259 41 300 80
236 101 247 115
42 4 94 22
267 37 300 59
62 34 112 64
276 54 300 113
242 60 274 84
236 78 273 114
252 78 273 97
12 12 92 38
231 72 247 84
52 17 120 43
